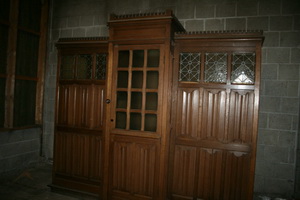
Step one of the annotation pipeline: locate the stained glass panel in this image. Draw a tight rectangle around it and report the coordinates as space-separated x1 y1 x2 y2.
231 53 255 84
204 53 227 83
118 50 129 68
133 50 144 68
145 114 157 132
147 49 160 68
117 71 128 88
179 53 200 82
116 112 126 129
96 54 107 80
60 55 75 79
77 54 92 79
130 112 141 130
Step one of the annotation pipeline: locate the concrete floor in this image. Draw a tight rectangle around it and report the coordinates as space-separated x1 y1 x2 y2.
0 163 96 200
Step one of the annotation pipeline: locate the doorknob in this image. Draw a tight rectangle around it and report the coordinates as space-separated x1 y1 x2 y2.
105 99 111 104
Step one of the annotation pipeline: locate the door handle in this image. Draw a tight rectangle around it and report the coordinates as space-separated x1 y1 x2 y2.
106 99 111 104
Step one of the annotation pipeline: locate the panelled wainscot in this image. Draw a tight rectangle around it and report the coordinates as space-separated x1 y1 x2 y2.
51 10 264 200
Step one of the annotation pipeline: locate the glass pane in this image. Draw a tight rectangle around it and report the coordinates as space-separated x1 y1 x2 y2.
204 53 227 83
0 25 9 74
13 80 36 127
116 112 126 129
147 49 160 68
118 50 129 68
0 0 10 21
179 53 201 82
131 92 142 109
77 54 92 79
145 114 157 132
96 53 107 80
117 71 128 88
117 92 127 109
146 71 158 89
231 53 255 84
0 78 5 127
132 71 143 88
130 112 141 130
133 50 144 68
16 31 39 77
18 0 41 31
146 93 157 110
60 55 75 79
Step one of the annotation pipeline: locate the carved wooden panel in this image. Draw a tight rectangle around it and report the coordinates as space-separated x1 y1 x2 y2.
111 136 159 199
54 131 103 181
228 90 254 143
57 84 105 129
171 146 251 200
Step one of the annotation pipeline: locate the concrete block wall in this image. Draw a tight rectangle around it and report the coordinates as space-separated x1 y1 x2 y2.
45 0 300 198
0 128 41 180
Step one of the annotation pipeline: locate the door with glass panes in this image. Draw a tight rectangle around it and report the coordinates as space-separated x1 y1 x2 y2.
108 44 164 199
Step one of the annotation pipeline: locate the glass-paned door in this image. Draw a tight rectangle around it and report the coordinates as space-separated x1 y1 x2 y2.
112 45 162 134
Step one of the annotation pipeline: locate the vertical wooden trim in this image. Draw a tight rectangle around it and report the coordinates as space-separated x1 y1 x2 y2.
102 42 114 200
35 0 49 124
4 0 18 128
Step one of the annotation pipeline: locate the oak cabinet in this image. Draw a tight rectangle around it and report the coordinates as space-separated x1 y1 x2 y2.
52 11 264 200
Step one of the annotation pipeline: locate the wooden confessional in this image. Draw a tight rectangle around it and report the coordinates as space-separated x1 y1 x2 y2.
52 10 264 200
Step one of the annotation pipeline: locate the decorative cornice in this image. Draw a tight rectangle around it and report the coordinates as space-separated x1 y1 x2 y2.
57 37 109 43
175 30 264 39
109 10 173 21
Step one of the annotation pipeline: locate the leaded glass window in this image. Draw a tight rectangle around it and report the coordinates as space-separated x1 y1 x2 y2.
77 54 92 79
204 53 227 83
96 53 107 80
179 53 200 82
231 53 255 84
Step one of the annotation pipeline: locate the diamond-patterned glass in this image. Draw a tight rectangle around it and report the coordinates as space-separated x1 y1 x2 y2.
231 53 255 84
179 53 200 82
96 53 107 80
77 54 92 79
205 53 227 83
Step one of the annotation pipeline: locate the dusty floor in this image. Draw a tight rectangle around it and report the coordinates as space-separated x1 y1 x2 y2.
0 163 96 200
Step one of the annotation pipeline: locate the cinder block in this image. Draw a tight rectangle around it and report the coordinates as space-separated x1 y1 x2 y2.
259 0 281 15
262 48 267 63
86 26 101 37
247 16 269 31
67 16 80 27
294 15 300 30
265 80 288 96
226 18 246 30
264 146 289 163
261 63 278 80
60 29 73 38
291 48 300 63
260 96 281 112
216 2 236 17
100 26 109 37
280 32 300 47
281 97 300 114
267 48 290 63
80 15 94 27
237 0 258 16
263 32 279 47
176 0 195 19
270 16 293 31
255 144 265 162
292 115 299 131
185 20 204 31
264 178 294 196
52 17 67 29
258 113 268 129
279 131 296 147
282 0 300 15
196 4 215 18
94 15 107 26
72 28 86 37
254 175 265 193
269 113 293 130
255 161 275 177
205 19 225 31
259 129 279 145
287 81 299 97
278 64 299 80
